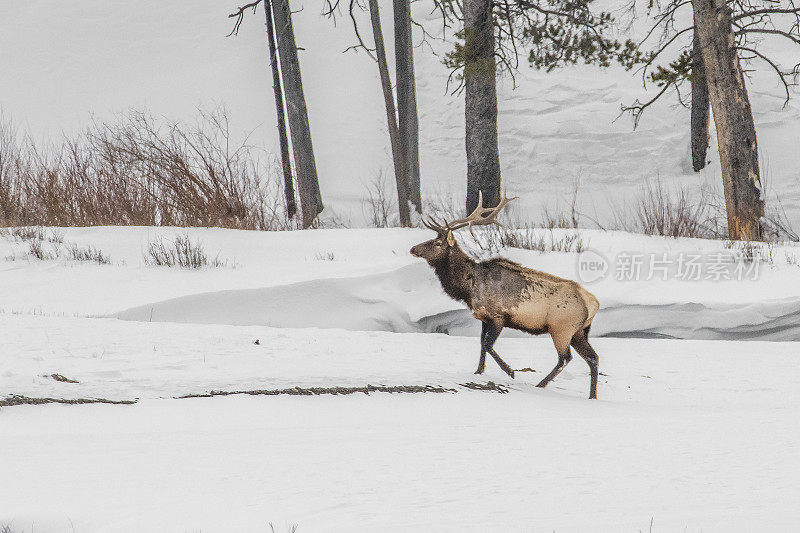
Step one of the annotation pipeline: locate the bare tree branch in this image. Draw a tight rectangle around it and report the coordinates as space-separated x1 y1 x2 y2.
228 1 264 36
619 78 676 128
737 45 794 104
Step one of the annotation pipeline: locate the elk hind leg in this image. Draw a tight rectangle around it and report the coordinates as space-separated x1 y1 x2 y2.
536 329 573 389
571 326 599 399
483 321 514 378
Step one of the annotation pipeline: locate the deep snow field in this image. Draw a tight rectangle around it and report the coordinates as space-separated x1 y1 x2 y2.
2 226 800 531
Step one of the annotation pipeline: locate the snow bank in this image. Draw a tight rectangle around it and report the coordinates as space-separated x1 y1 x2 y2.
3 226 799 340
113 264 800 340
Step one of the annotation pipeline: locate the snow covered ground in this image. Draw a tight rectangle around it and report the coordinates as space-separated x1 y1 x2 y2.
2 226 800 531
4 378 800 532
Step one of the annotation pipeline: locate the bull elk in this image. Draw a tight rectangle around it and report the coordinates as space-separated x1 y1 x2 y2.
410 194 601 399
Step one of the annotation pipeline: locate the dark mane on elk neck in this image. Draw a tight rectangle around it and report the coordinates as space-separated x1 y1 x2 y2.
428 246 474 306
409 192 602 399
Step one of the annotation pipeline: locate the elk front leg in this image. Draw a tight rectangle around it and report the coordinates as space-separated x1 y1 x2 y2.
475 321 488 374
483 321 514 379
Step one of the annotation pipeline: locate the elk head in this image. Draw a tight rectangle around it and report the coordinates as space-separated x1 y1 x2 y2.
410 192 516 264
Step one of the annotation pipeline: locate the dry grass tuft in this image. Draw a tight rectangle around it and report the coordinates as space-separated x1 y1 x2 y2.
68 243 111 264
362 171 397 228
479 223 585 254
423 189 585 255
601 179 724 239
269 523 299 533
725 240 776 264
27 239 55 260
315 251 336 261
145 234 228 269
1 224 112 263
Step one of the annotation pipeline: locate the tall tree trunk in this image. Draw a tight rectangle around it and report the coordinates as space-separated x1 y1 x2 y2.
463 0 501 213
393 0 422 215
694 0 764 240
272 0 323 227
368 0 411 226
264 0 296 219
690 28 710 172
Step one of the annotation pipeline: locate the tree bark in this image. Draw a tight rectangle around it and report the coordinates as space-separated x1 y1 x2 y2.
264 0 296 219
393 0 422 215
693 0 763 240
368 0 411 226
272 0 323 227
690 28 710 172
464 0 501 213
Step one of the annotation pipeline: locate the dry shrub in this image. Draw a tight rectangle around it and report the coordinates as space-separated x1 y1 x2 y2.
423 189 584 254
362 171 397 228
762 200 799 242
760 163 799 242
315 251 336 261
12 226 47 241
725 239 776 264
479 223 585 254
423 188 462 225
635 180 713 238
602 179 724 239
0 110 23 224
27 239 52 260
1 225 112 263
542 175 580 229
0 107 297 230
145 234 228 269
68 243 111 264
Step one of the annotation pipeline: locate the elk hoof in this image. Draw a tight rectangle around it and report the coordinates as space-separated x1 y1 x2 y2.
506 369 515 379
474 369 484 375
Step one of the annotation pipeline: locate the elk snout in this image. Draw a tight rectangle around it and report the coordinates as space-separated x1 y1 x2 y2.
410 245 423 257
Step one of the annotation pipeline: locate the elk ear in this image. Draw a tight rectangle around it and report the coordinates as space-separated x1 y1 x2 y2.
446 231 456 247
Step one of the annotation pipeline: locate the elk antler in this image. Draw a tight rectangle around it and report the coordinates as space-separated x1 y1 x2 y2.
421 214 450 235
420 192 517 235
447 191 517 235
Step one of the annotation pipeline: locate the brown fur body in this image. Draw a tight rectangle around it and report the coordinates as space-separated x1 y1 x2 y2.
412 233 601 398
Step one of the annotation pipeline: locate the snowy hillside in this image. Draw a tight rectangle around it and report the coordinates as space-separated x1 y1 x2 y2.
2 0 799 224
